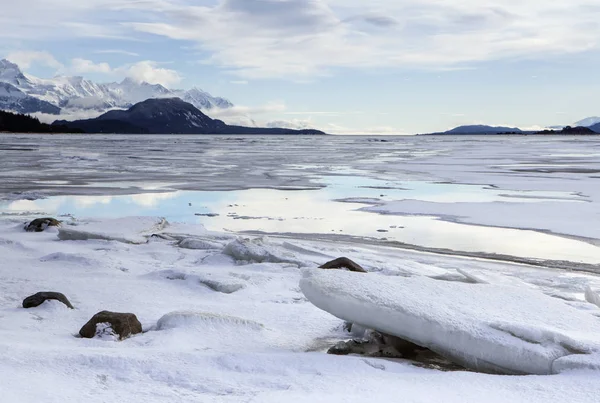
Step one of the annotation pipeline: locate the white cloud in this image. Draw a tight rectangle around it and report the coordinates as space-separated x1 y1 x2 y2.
58 58 182 87
33 109 111 124
119 0 600 78
70 58 112 74
266 118 314 130
3 1 600 81
93 49 140 57
120 61 182 87
5 51 63 69
206 102 287 127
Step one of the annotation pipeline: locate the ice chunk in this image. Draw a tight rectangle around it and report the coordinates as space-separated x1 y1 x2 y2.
456 268 529 287
58 217 168 244
223 237 307 266
178 238 224 250
585 286 600 309
198 278 245 294
300 269 600 375
156 311 263 331
155 270 246 294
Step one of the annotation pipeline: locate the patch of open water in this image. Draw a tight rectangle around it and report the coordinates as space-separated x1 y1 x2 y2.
2 176 598 266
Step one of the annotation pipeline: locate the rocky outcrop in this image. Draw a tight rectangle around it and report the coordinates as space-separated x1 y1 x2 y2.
24 217 61 232
328 329 424 358
319 257 367 273
22 292 74 309
79 311 142 340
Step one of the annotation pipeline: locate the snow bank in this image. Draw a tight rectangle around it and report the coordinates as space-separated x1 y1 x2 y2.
300 269 600 375
58 217 168 244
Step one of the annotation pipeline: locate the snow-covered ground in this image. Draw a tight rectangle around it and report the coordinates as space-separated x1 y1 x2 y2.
2 217 600 402
2 134 600 401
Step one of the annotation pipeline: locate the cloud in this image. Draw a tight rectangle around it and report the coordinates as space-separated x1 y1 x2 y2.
206 102 286 126
5 51 63 69
32 109 111 124
93 49 140 57
70 58 112 74
3 1 600 81
58 58 182 87
120 0 600 78
121 61 182 87
266 119 314 130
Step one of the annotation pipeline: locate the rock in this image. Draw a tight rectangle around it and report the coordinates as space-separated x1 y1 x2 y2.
22 291 74 309
327 330 426 359
24 217 61 232
79 311 142 340
319 257 367 273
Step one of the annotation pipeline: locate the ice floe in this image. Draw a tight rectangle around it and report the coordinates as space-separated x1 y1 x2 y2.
58 216 168 244
300 269 600 375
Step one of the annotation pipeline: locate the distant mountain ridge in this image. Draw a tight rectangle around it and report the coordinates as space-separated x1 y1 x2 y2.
54 98 325 135
0 59 233 115
574 117 600 127
444 125 522 134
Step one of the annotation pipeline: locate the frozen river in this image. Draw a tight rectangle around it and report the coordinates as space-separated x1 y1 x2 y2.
3 133 600 402
2 133 600 269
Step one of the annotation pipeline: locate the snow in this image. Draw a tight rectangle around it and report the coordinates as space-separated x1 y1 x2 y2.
3 135 600 401
2 215 600 402
300 269 600 375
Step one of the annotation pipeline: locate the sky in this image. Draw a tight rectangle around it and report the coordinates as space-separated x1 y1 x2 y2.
1 0 600 134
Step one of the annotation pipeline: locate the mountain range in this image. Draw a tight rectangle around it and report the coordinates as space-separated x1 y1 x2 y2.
54 98 325 135
439 122 600 135
444 125 523 134
0 59 233 116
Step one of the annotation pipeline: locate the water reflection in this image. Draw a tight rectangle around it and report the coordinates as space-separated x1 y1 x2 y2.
1 177 598 265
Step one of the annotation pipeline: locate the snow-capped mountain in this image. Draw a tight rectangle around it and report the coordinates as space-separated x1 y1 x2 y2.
0 59 233 115
574 117 600 127
0 82 60 115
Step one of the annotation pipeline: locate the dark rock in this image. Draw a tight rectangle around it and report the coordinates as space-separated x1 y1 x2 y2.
319 257 367 273
327 332 410 359
22 292 74 309
24 217 61 232
535 126 597 135
79 311 143 340
328 328 466 371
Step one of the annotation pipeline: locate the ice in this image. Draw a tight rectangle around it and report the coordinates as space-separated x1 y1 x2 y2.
58 216 168 244
156 311 264 331
3 214 600 401
178 237 224 250
585 286 600 308
155 270 247 294
223 237 308 266
300 269 600 375
456 268 530 287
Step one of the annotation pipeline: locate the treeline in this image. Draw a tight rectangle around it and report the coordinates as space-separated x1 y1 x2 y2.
0 110 83 133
